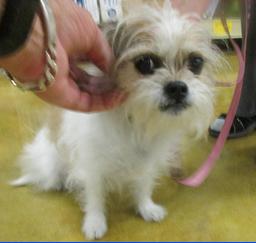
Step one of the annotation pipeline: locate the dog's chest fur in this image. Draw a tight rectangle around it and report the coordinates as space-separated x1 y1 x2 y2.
57 108 181 187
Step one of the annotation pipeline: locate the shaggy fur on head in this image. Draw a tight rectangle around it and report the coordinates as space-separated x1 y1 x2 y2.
12 2 221 240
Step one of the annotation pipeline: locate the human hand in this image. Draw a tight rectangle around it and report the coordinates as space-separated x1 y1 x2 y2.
0 0 125 112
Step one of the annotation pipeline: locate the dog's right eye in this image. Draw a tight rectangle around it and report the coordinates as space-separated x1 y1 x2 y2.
134 55 162 75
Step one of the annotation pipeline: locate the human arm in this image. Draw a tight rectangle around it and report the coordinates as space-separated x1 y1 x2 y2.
0 0 124 112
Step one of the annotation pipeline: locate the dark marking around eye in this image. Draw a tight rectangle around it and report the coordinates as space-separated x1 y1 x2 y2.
188 54 204 75
134 54 163 75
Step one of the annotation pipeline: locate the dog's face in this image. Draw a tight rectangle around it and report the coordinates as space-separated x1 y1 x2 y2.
106 2 221 137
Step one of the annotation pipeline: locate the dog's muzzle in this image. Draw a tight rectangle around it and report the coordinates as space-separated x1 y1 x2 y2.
159 81 190 114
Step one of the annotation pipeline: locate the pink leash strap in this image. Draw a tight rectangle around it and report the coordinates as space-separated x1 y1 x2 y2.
178 10 246 187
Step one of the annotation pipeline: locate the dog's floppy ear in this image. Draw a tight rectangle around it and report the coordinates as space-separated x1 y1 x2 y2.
101 22 128 58
100 22 117 44
102 19 155 59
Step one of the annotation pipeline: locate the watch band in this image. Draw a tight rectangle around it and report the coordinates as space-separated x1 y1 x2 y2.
0 0 40 57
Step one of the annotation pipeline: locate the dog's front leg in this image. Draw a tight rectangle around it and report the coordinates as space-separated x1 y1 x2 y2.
132 174 167 222
81 177 107 240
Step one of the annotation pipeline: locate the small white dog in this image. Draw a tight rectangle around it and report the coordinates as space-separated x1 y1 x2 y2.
13 2 221 240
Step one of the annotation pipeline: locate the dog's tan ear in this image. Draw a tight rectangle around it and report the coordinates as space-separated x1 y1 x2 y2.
100 22 117 44
101 2 164 59
102 20 155 59
101 22 128 58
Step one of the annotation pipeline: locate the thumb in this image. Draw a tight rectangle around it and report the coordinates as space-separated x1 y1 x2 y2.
55 1 114 73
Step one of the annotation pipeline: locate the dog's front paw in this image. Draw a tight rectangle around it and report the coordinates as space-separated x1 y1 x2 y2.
138 200 167 222
82 213 107 240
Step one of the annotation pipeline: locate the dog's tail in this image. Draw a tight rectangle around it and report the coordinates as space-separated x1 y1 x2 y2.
11 127 64 191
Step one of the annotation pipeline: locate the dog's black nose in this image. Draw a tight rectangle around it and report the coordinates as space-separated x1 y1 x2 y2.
164 81 188 102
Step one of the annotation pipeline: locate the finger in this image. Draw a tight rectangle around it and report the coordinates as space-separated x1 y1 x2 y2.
68 5 114 72
84 90 127 112
37 75 126 113
70 63 116 95
60 77 126 112
86 27 114 72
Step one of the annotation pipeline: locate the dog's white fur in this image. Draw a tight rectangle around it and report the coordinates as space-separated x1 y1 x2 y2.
13 2 221 240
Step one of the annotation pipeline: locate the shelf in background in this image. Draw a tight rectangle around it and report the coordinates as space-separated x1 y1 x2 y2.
204 18 242 39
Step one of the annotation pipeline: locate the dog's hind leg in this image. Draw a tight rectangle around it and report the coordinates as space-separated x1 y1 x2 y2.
11 127 65 191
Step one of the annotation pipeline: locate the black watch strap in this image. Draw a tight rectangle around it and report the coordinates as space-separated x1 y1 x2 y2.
0 0 40 57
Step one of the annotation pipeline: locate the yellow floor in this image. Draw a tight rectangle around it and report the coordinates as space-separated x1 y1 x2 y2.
1 53 256 241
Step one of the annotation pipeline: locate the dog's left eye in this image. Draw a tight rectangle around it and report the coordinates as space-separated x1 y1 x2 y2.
188 54 204 75
134 55 162 75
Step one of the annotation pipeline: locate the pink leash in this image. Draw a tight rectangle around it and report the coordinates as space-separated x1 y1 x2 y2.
178 7 247 187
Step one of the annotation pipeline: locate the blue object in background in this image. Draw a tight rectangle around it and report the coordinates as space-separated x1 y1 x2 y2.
75 0 85 8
